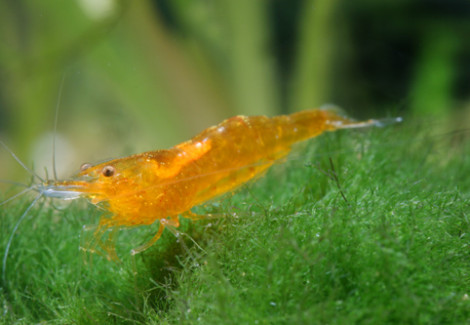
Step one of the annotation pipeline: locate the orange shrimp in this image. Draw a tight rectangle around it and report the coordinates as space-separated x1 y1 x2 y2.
3 109 401 259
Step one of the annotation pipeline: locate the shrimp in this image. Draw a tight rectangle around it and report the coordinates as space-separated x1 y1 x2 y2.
2 109 401 259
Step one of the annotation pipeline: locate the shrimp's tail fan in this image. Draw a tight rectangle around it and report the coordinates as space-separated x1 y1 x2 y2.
334 116 403 129
320 104 403 130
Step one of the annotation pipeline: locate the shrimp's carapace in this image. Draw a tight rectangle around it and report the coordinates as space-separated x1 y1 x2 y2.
40 109 399 255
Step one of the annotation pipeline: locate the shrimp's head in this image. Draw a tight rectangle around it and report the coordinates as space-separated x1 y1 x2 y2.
45 149 198 223
36 159 133 204
71 156 150 204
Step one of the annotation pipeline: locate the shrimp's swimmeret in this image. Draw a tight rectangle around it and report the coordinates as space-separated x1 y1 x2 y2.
30 109 401 256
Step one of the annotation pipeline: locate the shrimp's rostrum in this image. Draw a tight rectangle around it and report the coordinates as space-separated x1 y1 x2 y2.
45 109 398 255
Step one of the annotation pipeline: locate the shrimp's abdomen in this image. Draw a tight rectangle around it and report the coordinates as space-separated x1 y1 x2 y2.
169 109 342 208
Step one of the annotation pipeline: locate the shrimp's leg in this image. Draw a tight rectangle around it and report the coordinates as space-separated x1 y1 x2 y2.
162 216 180 228
182 210 205 221
99 227 119 262
80 224 105 264
80 221 120 262
165 215 207 253
130 217 179 255
182 210 216 221
130 225 164 255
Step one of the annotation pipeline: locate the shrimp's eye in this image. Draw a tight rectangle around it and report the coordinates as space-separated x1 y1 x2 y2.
102 165 115 177
80 163 92 171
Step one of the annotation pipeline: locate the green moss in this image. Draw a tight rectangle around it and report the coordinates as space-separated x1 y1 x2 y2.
1 121 470 324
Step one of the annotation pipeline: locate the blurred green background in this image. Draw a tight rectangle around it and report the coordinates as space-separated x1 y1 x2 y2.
0 0 469 181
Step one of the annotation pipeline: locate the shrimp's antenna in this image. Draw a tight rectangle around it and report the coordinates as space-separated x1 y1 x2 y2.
0 179 29 188
52 73 66 181
0 187 32 207
2 193 42 286
0 140 45 183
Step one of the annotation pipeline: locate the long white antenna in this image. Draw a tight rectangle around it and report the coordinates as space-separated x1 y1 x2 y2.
0 187 32 207
0 140 45 183
52 73 66 181
2 193 42 287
